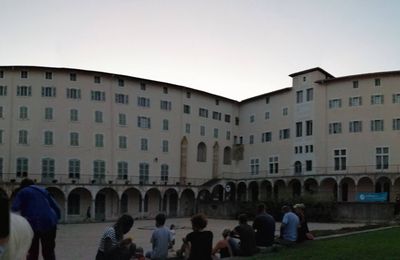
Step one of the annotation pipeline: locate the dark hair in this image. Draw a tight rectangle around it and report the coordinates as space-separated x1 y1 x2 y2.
257 203 266 213
191 213 208 231
155 213 166 226
238 213 247 224
20 178 34 189
0 190 10 238
115 214 134 238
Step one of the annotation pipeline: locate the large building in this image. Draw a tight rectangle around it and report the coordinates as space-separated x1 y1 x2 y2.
1 66 399 221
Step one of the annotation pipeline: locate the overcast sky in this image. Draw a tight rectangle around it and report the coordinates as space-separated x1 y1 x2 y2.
1 0 400 101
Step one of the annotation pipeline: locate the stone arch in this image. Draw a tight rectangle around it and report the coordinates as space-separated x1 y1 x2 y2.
223 146 232 165
212 142 219 178
180 189 195 217
340 177 356 202
237 182 247 201
95 187 119 221
248 181 259 202
274 180 286 200
260 180 273 201
211 184 224 202
288 179 301 198
197 189 212 202
121 187 142 218
375 176 391 201
144 188 162 217
197 142 207 162
225 181 236 201
180 137 188 181
304 178 318 196
46 187 66 222
320 177 338 201
357 177 374 194
67 187 92 222
163 188 178 217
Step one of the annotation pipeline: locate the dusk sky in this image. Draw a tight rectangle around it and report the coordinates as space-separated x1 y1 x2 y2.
1 0 400 101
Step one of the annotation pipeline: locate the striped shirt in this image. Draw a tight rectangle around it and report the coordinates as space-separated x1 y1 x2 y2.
98 227 119 252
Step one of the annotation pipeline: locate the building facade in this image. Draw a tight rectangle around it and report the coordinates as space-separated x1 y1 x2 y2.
1 66 399 221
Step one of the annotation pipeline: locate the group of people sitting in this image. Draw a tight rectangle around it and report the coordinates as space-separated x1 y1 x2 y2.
96 203 313 260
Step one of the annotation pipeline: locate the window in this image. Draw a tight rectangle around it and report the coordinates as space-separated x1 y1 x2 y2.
215 99 220 105
296 90 303 103
213 111 222 120
115 94 129 104
118 161 128 180
21 71 28 78
306 160 312 171
66 88 81 99
371 94 384 105
334 149 346 171
119 136 127 149
225 114 231 123
185 123 190 134
0 106 3 118
376 147 389 170
93 160 105 179
296 122 303 137
19 106 28 120
294 161 302 174
70 73 77 81
18 130 28 144
68 159 80 179
186 92 191 98
163 87 168 94
269 156 279 174
329 99 342 109
265 96 270 104
371 119 384 132
223 147 232 165
160 100 172 111
279 129 290 139
393 118 400 131
239 136 243 144
137 97 150 107
140 138 148 151
91 91 105 101
329 122 342 134
349 121 363 133
0 85 7 96
303 76 306 81
0 129 3 144
94 111 103 123
261 132 271 142
306 88 313 101
199 108 208 118
137 116 151 129
16 157 28 177
250 158 259 175
0 71 3 78
353 81 359 88
140 82 146 90
249 135 254 144
306 120 313 136
41 158 55 179
197 142 207 162
162 140 169 153
0 158 2 175
161 164 169 182
226 131 231 140
44 131 53 145
70 132 79 146
139 163 149 184
94 76 101 84
349 96 362 107
41 86 56 97
45 72 52 80
214 128 219 138
118 79 124 87
118 113 126 126
305 145 314 153
68 194 80 215
282 107 288 116
265 112 270 119
250 115 255 123
393 94 400 104
375 78 381 86
200 126 205 136
95 134 104 148
70 109 79 122
44 107 53 120
17 86 32 96
183 105 191 114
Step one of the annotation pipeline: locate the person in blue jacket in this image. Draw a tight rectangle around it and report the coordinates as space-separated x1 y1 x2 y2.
12 178 61 260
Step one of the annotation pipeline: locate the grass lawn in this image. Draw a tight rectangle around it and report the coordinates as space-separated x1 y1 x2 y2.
253 227 400 260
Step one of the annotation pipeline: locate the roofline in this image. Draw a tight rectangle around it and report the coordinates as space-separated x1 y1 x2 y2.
0 65 239 103
289 67 335 79
316 70 400 84
240 87 292 103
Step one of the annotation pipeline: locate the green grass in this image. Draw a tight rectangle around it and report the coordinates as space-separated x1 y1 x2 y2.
253 227 400 260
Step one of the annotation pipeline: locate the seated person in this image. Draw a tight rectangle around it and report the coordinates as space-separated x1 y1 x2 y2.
278 206 299 246
231 214 259 256
146 213 171 260
211 229 234 258
253 203 276 247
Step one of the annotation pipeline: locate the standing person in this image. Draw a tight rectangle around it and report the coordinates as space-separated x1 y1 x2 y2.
85 206 91 222
279 205 299 246
11 178 61 260
146 213 171 260
182 213 213 260
96 214 135 260
252 203 276 247
231 214 259 257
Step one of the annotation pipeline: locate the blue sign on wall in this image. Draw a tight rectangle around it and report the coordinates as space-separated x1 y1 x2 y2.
356 192 388 202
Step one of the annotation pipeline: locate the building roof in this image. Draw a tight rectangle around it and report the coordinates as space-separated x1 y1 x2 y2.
316 70 400 84
289 67 335 79
240 87 291 103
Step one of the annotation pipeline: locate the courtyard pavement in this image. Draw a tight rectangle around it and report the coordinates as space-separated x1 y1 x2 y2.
51 218 365 260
